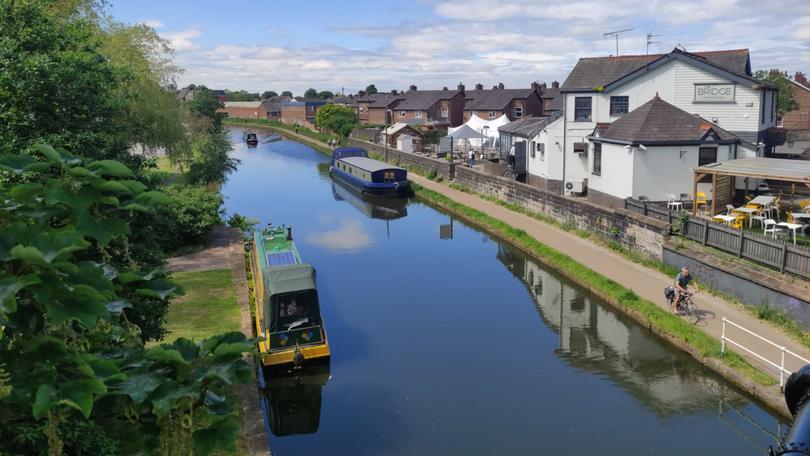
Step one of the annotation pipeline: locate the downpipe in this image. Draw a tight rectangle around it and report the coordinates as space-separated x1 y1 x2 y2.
772 365 810 455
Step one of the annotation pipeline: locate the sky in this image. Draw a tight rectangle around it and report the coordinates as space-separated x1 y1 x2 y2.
107 0 810 95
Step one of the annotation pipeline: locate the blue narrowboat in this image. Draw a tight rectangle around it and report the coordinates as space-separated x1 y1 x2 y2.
329 147 410 197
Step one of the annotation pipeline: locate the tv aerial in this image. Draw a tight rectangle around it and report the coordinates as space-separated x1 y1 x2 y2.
603 28 634 56
646 33 662 54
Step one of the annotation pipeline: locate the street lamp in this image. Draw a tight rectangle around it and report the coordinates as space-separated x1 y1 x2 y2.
384 93 389 162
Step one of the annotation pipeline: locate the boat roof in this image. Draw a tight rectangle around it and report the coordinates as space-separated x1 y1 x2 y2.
254 227 302 272
265 264 317 296
338 156 405 172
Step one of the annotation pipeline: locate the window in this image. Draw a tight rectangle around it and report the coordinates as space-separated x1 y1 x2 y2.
698 147 717 182
489 111 497 119
777 115 783 128
610 96 629 116
530 142 536 158
400 111 406 117
514 106 523 118
538 143 545 161
384 171 395 182
415 111 423 118
592 143 602 175
574 97 592 122
573 142 588 155
440 106 448 118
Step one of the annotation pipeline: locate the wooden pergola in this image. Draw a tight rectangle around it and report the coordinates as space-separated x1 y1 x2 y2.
692 157 810 215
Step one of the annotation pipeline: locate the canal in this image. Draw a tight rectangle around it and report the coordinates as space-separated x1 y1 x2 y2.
222 127 786 455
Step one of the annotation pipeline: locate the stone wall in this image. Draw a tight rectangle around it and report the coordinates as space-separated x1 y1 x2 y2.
347 138 455 180
454 165 669 259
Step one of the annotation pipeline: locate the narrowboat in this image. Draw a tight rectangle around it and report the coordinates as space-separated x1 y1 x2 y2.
329 147 410 197
249 225 329 368
243 129 259 146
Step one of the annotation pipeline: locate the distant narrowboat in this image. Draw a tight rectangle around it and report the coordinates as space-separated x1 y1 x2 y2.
249 225 329 368
243 129 258 146
329 147 409 197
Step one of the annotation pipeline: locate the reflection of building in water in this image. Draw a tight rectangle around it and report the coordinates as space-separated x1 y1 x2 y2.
331 180 407 220
496 243 745 417
259 364 330 438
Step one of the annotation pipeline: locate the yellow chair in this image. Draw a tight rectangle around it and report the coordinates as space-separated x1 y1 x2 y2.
695 192 708 213
731 215 746 230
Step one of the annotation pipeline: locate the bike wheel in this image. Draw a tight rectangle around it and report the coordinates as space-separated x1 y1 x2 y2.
689 300 700 324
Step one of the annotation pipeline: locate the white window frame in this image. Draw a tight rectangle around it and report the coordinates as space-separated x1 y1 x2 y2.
514 106 523 118
488 111 497 119
415 111 423 118
400 111 406 118
440 106 448 118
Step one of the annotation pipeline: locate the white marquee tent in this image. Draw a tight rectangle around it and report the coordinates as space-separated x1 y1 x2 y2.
447 114 510 148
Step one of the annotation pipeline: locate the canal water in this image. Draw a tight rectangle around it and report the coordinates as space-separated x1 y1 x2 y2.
222 127 787 455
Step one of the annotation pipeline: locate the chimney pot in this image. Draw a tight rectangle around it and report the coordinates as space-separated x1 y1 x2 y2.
443 86 448 91
391 89 398 95
498 82 505 89
457 82 465 92
796 72 808 84
475 83 483 90
409 84 417 92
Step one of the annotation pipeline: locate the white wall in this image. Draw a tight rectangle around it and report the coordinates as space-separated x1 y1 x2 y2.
526 117 564 182
588 143 634 199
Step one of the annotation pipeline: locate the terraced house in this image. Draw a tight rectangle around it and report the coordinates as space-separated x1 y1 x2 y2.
463 82 560 122
555 48 779 207
392 85 466 128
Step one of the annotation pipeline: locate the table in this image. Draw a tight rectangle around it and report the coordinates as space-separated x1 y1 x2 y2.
792 213 810 223
668 201 683 211
749 195 776 206
777 222 803 245
732 206 758 228
712 214 737 225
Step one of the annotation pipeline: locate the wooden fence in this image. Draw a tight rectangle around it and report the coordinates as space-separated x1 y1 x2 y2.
625 198 810 279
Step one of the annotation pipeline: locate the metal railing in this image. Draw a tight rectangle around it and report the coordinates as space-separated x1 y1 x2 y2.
721 317 810 387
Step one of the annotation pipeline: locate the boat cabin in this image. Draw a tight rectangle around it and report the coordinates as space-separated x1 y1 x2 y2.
331 147 407 184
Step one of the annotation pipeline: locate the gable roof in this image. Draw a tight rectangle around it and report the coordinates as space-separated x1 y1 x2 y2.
223 101 262 108
592 95 738 145
540 87 563 111
789 78 810 93
464 88 537 110
562 48 754 92
355 93 406 108
395 89 461 110
500 113 562 138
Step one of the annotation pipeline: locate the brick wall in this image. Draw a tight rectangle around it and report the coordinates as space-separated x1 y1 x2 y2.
454 166 669 259
220 106 267 119
783 83 810 129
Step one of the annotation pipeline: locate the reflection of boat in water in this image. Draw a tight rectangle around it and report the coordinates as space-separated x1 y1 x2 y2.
243 129 258 146
329 147 410 197
249 225 330 368
331 179 408 220
258 364 330 437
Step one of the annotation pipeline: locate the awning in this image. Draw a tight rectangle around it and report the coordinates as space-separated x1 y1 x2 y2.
693 158 810 184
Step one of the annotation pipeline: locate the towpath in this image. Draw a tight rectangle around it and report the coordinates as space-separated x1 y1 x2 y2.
411 172 810 417
168 226 270 455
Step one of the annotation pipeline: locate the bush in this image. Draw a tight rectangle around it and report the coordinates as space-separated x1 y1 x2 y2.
227 212 259 233
156 185 223 250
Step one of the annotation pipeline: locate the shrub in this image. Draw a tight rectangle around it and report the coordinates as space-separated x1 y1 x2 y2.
156 185 223 250
228 212 259 233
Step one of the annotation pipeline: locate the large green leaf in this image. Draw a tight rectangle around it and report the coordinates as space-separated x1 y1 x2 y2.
135 278 179 300
115 372 164 404
88 160 134 177
98 181 133 194
0 154 38 174
119 179 147 194
0 274 41 313
33 384 54 419
147 346 189 367
33 144 62 163
192 417 239 456
45 284 108 327
58 378 107 418
76 214 129 244
146 380 194 417
133 191 172 207
10 245 47 267
212 342 252 359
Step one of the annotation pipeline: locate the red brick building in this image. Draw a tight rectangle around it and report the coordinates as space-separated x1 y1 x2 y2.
462 82 560 122
218 101 267 119
356 92 405 125
280 99 327 128
391 84 466 127
782 72 810 129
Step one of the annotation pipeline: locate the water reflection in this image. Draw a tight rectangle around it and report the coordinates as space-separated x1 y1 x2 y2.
330 179 408 220
306 214 374 253
259 364 330 438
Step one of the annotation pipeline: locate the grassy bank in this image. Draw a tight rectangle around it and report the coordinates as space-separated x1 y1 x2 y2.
164 269 241 341
412 183 775 387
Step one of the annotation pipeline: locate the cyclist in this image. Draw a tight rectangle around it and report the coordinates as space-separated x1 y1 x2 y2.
673 266 699 313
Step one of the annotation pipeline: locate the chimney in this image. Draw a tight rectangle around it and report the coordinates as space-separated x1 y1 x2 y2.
531 81 539 91
409 84 417 92
552 81 559 88
475 83 483 90
498 82 505 89
796 71 808 85
457 82 465 93
443 86 448 91
492 85 498 90
391 89 398 95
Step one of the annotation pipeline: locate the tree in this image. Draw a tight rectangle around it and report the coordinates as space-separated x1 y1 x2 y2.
755 69 799 116
422 129 441 145
225 90 260 101
304 88 318 98
318 90 334 99
261 90 278 100
365 84 378 94
281 90 293 97
0 146 251 455
188 87 225 127
315 104 358 137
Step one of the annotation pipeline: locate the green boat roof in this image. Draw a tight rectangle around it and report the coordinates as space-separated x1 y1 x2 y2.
265 264 317 296
253 227 302 272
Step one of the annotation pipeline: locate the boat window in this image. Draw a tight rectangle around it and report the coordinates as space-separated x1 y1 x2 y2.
384 171 395 182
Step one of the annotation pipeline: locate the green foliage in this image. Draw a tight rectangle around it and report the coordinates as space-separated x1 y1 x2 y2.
303 88 319 98
422 129 442 145
225 90 259 101
1 417 118 456
318 90 334 99
0 1 127 160
260 90 278 100
281 90 293 97
185 128 239 186
754 69 799 115
157 185 224 249
227 213 259 233
365 84 378 94
188 86 225 127
315 105 358 137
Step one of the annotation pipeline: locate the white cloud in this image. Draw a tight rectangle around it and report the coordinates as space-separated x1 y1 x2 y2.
162 29 202 52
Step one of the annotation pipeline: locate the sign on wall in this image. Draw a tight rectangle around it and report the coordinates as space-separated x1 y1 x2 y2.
694 83 735 103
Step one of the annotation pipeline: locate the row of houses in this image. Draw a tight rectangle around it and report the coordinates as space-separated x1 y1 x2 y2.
495 47 800 208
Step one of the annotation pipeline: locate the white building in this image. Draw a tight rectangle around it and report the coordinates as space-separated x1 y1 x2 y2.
556 48 778 206
499 114 564 192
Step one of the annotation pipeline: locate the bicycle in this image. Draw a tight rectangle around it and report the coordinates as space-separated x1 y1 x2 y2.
665 287 701 324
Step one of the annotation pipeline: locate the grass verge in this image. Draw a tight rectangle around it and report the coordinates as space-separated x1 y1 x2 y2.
412 183 775 387
223 117 334 144
163 269 241 341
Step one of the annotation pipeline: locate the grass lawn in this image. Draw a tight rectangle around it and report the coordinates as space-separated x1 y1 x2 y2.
164 268 241 342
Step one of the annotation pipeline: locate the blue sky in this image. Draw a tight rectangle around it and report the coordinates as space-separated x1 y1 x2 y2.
108 0 810 95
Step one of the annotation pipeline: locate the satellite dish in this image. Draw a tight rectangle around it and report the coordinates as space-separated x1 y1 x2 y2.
565 182 574 190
